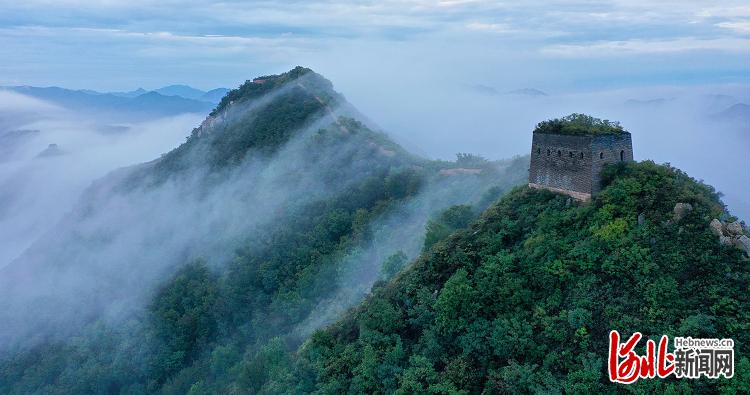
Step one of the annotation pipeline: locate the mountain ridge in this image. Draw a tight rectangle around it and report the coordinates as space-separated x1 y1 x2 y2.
0 67 531 394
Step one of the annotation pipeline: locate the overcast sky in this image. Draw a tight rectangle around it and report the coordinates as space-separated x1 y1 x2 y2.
1 0 748 92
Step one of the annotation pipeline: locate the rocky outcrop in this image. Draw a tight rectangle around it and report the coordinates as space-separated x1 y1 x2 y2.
737 236 750 253
673 203 693 222
726 221 744 236
710 219 724 237
710 218 749 257
193 100 233 138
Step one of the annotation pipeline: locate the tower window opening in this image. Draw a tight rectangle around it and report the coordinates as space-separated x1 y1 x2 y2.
537 147 541 155
599 152 604 159
547 149 551 156
569 151 574 158
557 150 562 157
620 150 625 161
580 152 584 159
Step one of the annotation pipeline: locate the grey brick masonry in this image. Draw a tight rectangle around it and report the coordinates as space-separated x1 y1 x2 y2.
528 132 633 200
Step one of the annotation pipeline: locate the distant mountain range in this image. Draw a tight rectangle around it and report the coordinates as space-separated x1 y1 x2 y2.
622 95 749 127
702 94 739 113
107 85 230 102
468 84 548 97
711 103 750 125
623 98 675 107
2 84 230 120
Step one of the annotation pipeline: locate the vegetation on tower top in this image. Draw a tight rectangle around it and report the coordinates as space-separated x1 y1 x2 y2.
534 113 626 136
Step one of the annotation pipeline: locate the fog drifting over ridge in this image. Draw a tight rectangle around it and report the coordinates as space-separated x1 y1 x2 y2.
1 73 747 277
0 78 432 350
0 90 204 267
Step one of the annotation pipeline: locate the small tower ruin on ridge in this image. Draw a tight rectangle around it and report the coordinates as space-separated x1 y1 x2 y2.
528 114 633 201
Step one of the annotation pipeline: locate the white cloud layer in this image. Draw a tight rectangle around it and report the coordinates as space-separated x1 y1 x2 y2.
0 0 749 90
542 37 750 57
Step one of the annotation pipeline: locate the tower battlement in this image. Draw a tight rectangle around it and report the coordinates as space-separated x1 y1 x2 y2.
528 116 634 200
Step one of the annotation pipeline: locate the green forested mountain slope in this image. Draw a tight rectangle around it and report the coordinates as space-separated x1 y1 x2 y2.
5 66 742 395
0 68 528 394
291 161 750 394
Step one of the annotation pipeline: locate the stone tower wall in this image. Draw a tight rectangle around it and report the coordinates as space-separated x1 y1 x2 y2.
590 132 633 194
529 133 594 199
528 131 633 199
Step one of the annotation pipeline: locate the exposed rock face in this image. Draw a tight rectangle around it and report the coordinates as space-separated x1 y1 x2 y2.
737 236 750 254
193 101 233 138
711 218 749 257
725 221 744 236
710 219 724 237
673 203 693 222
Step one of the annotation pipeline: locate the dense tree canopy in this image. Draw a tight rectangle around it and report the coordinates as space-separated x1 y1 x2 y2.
294 161 750 394
534 113 625 136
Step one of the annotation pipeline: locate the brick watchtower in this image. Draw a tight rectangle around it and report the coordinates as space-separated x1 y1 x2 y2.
528 114 634 201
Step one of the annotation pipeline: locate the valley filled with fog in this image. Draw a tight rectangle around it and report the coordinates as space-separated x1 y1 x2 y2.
0 90 205 267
